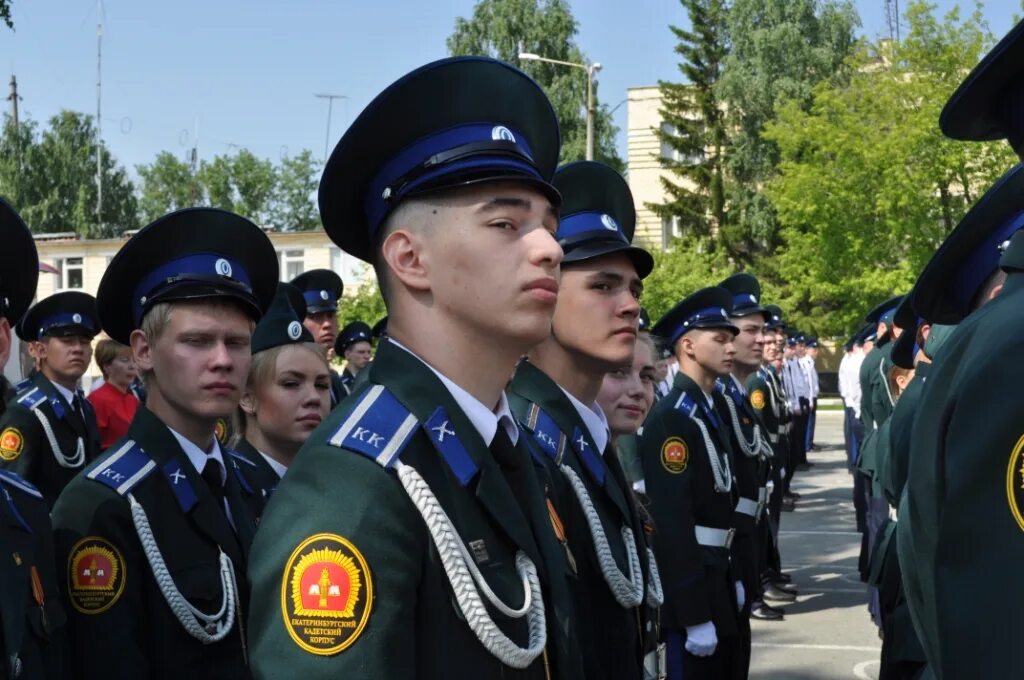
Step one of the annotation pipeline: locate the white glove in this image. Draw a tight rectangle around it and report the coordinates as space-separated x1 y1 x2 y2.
684 621 718 657
735 581 745 612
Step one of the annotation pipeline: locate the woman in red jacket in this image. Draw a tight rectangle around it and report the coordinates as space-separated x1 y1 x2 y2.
87 338 139 450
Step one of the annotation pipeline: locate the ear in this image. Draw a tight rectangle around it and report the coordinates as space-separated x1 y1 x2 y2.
0 319 10 369
238 392 257 416
130 329 154 374
380 228 431 293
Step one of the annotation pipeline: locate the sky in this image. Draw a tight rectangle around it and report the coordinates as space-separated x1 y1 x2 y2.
1 0 1017 178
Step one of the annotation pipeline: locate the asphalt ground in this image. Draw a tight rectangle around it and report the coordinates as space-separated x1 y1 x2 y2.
750 410 882 680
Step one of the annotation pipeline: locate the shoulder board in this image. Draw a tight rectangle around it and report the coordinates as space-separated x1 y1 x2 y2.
327 384 419 470
226 449 257 467
673 392 699 418
15 386 46 410
224 449 255 495
13 378 33 393
521 402 567 464
714 378 727 394
85 439 157 496
0 469 43 500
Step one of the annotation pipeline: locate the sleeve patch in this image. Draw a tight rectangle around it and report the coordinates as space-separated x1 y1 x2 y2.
661 437 689 474
750 390 766 410
0 427 24 461
281 533 374 656
1006 434 1024 533
68 536 127 614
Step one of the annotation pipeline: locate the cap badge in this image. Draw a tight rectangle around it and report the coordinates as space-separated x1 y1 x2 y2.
491 125 516 143
288 321 303 340
600 214 618 232
320 290 329 301
72 313 82 324
215 258 233 277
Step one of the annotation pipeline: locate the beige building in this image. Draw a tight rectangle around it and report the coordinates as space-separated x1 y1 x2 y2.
5 229 371 386
627 85 689 251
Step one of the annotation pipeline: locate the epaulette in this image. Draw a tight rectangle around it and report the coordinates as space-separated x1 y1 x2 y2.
520 402 567 464
224 449 255 495
226 449 257 467
85 439 157 496
15 386 46 410
673 392 699 418
13 378 33 393
327 384 420 470
0 469 43 500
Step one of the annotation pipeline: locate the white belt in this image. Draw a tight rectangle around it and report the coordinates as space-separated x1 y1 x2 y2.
889 505 898 522
768 433 779 443
735 498 759 517
695 525 735 549
757 486 768 503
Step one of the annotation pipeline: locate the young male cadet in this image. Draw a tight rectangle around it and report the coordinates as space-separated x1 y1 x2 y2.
0 292 101 507
51 208 278 678
715 275 793 634
0 200 68 679
507 161 661 680
641 287 745 680
333 320 373 395
900 164 1024 679
290 269 345 404
246 57 585 680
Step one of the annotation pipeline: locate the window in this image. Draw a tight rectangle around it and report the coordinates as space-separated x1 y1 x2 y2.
280 249 305 281
57 257 85 290
330 247 371 287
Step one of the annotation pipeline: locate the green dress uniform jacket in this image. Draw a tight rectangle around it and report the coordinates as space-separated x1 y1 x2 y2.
638 372 740 637
901 275 1024 678
0 372 101 508
247 342 584 680
229 438 281 508
508 360 655 680
51 406 263 679
0 470 67 680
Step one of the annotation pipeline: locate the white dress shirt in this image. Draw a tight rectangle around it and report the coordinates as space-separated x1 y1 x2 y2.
388 339 519 446
259 451 288 479
783 358 811 410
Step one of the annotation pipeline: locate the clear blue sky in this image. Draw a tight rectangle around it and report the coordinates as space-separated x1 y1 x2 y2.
2 1 1016 177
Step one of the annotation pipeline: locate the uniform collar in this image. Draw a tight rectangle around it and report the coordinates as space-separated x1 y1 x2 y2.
49 379 77 407
387 338 519 446
730 373 747 396
258 450 288 479
558 386 610 454
168 426 226 483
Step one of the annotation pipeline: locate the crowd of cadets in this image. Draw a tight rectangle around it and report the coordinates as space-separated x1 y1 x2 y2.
0 18 1021 680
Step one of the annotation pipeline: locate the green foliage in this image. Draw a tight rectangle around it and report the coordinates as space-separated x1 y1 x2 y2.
640 235 732 321
717 0 859 262
338 279 387 330
651 0 729 245
0 111 139 237
763 1 1016 335
447 0 622 170
1 1 11 29
136 148 321 230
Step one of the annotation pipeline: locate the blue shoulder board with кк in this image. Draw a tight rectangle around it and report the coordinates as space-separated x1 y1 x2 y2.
85 439 158 496
16 385 46 410
328 384 420 469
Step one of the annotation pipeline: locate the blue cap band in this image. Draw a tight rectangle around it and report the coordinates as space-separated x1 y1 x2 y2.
730 293 761 313
667 306 732 346
132 253 251 325
303 290 337 308
556 210 629 245
365 123 540 237
951 210 1024 312
37 312 96 339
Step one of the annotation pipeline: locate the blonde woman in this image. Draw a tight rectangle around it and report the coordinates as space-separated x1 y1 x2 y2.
231 284 331 502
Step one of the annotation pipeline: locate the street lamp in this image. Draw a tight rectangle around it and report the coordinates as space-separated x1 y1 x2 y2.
518 52 602 161
315 93 348 163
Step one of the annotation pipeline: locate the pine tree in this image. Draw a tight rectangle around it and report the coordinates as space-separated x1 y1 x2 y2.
649 0 729 249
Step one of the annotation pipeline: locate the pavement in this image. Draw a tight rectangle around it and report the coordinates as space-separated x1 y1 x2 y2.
750 410 882 680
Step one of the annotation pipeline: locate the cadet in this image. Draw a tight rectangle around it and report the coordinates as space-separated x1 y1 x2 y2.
507 161 660 680
247 57 584 679
0 292 102 507
290 269 345 405
642 287 744 679
333 320 373 395
0 199 67 679
901 163 1024 678
51 208 278 678
232 283 330 502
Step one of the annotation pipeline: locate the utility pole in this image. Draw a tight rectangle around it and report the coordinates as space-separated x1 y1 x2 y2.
96 0 104 231
314 93 347 163
7 75 19 127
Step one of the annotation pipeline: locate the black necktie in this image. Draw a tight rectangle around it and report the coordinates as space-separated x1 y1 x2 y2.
201 459 226 509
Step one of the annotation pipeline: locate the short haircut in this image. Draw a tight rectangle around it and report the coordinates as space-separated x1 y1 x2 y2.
94 338 131 378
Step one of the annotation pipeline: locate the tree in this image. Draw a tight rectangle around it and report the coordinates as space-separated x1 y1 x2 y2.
1 1 12 29
717 0 859 263
136 151 202 222
641 234 732 322
447 0 622 170
0 111 138 237
338 280 386 331
762 1 1016 335
199 149 276 225
650 0 729 248
272 150 321 231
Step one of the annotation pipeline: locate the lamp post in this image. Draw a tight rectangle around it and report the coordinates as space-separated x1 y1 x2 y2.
518 52 602 161
314 93 348 163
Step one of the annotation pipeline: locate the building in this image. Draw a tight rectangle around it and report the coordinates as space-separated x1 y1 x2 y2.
3 229 371 386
